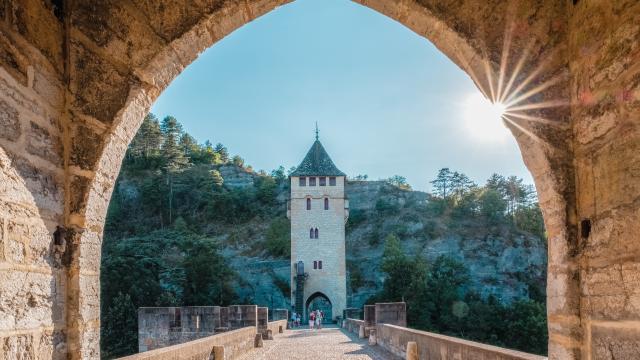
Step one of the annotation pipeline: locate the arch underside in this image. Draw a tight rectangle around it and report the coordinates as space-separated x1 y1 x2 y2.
0 0 639 359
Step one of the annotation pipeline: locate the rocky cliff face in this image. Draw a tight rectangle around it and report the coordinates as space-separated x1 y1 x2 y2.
215 169 546 312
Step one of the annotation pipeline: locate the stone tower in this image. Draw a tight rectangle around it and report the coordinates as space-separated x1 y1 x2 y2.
288 134 348 322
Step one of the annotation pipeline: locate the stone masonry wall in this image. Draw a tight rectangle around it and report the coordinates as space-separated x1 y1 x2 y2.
0 1 67 359
569 1 640 359
137 307 221 353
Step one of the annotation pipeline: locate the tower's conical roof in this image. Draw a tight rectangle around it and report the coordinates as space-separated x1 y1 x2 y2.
290 140 345 177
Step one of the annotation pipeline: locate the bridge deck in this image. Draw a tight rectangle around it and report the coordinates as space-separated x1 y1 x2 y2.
236 326 401 360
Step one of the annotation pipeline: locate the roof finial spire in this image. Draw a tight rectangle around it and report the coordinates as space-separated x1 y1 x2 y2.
315 122 319 141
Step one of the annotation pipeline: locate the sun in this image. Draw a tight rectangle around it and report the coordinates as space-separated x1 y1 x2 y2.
461 92 509 142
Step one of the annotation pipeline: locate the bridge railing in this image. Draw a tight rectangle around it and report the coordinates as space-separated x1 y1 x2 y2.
118 320 288 360
343 318 546 360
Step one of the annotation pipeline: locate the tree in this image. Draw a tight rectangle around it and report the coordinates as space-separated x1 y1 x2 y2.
101 292 138 358
179 133 200 160
480 188 507 224
430 168 453 198
271 166 286 183
128 113 163 162
232 155 245 168
387 175 412 190
182 239 237 306
265 218 290 258
160 116 189 172
257 176 277 203
450 171 476 202
209 170 224 189
380 234 414 301
214 143 229 163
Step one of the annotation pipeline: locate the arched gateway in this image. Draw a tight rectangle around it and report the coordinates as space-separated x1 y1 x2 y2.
0 1 638 358
306 292 333 324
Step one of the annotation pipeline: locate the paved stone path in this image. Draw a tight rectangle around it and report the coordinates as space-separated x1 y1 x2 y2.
235 326 401 360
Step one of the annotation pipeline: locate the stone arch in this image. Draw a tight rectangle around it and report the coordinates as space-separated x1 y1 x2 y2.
81 2 576 356
67 1 577 358
305 291 333 323
3 0 639 359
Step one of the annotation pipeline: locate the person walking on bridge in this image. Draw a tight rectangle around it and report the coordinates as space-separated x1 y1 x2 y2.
309 310 316 330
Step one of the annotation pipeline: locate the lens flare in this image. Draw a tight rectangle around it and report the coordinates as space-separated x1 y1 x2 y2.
462 93 509 142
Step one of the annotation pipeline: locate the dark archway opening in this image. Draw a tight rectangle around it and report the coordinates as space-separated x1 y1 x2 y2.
306 292 333 324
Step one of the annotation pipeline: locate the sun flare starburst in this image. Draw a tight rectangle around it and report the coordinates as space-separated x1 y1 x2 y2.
458 15 569 145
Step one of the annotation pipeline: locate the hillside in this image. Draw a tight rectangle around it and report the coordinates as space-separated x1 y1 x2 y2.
100 114 548 357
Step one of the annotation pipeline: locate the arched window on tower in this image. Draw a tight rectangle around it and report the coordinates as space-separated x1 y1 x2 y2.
324 198 329 210
306 198 311 210
315 228 319 239
310 228 314 239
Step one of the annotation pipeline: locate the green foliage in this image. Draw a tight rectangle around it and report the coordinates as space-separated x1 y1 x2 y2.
232 155 245 167
214 143 229 163
387 175 412 190
346 209 367 231
210 169 224 188
480 188 507 224
101 293 138 358
265 218 290 258
256 176 277 203
428 168 545 240
374 247 548 355
375 198 399 214
182 238 237 306
348 262 365 291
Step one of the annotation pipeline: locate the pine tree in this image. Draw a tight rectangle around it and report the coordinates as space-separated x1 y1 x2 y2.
160 116 189 224
160 116 190 173
430 168 453 198
128 113 162 161
214 143 229 163
179 133 199 160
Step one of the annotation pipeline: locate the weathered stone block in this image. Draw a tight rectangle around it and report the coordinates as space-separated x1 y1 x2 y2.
582 262 640 321
69 122 101 170
0 270 55 330
69 176 90 215
591 323 640 360
70 1 166 69
70 40 134 124
0 99 20 141
26 121 62 165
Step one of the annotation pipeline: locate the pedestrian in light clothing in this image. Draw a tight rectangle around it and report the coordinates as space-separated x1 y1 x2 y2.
315 310 322 329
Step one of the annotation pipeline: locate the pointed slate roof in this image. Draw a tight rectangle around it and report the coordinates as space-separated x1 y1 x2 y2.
290 140 346 177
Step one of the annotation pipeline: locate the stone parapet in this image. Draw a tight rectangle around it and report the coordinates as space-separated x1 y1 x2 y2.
118 326 257 360
375 324 546 360
228 305 258 330
374 302 406 327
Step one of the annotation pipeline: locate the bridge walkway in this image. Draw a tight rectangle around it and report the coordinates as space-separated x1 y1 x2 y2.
235 325 400 360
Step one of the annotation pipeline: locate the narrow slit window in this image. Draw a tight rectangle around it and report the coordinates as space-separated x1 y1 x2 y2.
306 198 311 210
309 177 316 186
319 177 326 186
324 198 329 210
318 261 323 269
310 228 314 239
299 177 306 186
313 261 318 269
314 228 319 239
329 177 336 186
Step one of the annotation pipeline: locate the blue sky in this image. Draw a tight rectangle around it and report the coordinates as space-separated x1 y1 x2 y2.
151 0 533 191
